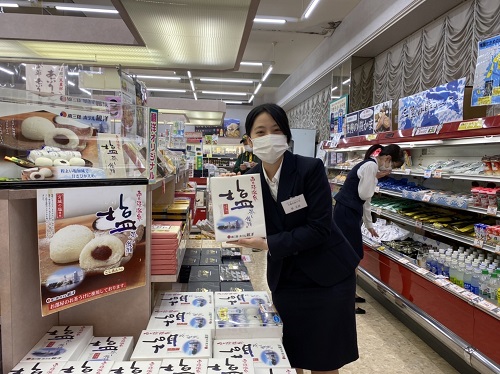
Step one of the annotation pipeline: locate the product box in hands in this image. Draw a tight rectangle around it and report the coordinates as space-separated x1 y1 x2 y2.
110 360 162 374
210 174 266 242
147 308 215 335
213 338 290 368
154 291 214 309
157 358 208 374
78 336 134 361
8 361 65 374
59 360 115 374
130 330 212 360
207 357 254 374
20 326 93 362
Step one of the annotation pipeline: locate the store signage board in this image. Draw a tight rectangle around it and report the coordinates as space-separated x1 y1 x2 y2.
472 34 500 106
36 184 147 316
97 133 127 178
329 95 348 137
458 120 484 131
26 63 66 95
398 77 465 130
210 174 266 242
345 100 393 138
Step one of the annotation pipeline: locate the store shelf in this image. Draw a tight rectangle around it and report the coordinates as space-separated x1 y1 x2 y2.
372 207 500 255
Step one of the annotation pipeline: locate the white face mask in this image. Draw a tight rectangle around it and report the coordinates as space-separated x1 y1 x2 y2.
244 145 253 152
251 134 288 164
378 158 392 171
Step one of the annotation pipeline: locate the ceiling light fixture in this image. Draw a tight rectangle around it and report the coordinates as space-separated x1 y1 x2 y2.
343 78 351 84
79 88 92 95
147 88 187 93
302 0 321 19
21 76 26 81
224 101 243 105
55 5 119 14
68 81 75 86
253 83 262 95
199 78 255 84
193 92 198 100
68 71 80 76
189 80 195 92
262 65 273 82
331 95 340 99
254 18 286 24
249 95 255 103
240 61 263 66
331 86 338 91
201 91 248 96
0 67 14 75
135 75 181 80
0 3 19 7
187 71 192 79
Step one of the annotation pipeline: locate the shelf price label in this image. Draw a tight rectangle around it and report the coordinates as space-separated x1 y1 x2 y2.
422 193 433 202
404 169 412 175
433 169 442 178
495 245 500 254
376 208 382 215
415 220 423 229
423 170 432 178
487 205 498 216
375 186 380 193
473 238 484 248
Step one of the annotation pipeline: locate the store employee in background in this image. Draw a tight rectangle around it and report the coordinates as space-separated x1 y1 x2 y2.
232 134 260 174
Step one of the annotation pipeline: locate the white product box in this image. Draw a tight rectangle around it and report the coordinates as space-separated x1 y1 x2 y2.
254 369 297 374
78 336 134 361
131 330 212 360
157 358 208 374
214 292 271 307
59 360 115 374
214 305 283 339
147 309 215 334
213 339 290 368
20 326 93 362
154 291 214 310
110 361 162 374
207 357 254 374
8 361 65 374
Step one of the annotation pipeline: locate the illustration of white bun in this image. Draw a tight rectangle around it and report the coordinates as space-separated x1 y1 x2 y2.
53 158 70 166
34 157 53 167
21 116 56 140
39 168 53 177
79 235 125 271
29 172 45 180
69 157 85 166
50 225 95 264
44 128 80 150
54 115 90 129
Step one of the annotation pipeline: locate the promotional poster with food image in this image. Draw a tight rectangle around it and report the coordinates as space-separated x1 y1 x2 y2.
36 184 147 315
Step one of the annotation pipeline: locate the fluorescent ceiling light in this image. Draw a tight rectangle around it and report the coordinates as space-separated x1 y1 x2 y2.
331 86 338 91
302 0 321 19
240 61 263 66
56 5 118 14
253 83 262 95
147 88 187 93
187 71 192 79
254 18 286 24
136 75 181 80
68 71 79 76
189 80 195 91
331 95 340 99
262 65 273 82
343 78 351 84
0 3 19 7
68 81 75 86
201 91 248 96
199 78 254 84
0 67 14 75
193 92 198 100
249 95 255 103
79 88 92 95
21 76 26 81
224 101 243 105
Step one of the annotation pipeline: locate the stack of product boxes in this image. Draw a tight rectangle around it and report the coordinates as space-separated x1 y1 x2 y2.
150 221 184 275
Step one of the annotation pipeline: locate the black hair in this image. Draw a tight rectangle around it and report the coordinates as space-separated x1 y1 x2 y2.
364 144 403 163
245 103 292 143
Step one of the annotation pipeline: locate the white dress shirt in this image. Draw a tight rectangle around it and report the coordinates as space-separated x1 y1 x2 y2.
356 158 379 229
262 160 283 202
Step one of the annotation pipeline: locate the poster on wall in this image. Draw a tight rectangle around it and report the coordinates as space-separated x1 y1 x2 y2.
329 95 348 136
472 35 500 106
223 118 241 138
398 77 465 130
195 125 224 137
36 184 147 316
374 100 393 133
344 100 393 138
26 64 66 95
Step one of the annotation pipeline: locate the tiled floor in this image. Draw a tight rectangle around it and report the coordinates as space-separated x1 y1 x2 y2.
243 248 459 374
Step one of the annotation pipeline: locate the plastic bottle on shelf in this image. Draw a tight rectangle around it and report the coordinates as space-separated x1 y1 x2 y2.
479 269 491 299
425 250 434 272
437 254 445 275
431 252 440 274
458 246 465 253
487 273 499 302
471 268 482 295
442 256 451 279
456 263 466 288
463 265 473 291
449 259 459 284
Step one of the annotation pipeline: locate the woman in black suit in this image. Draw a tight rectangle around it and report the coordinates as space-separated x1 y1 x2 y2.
232 103 360 374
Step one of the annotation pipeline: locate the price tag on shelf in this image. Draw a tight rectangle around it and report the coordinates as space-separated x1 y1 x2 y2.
404 169 412 175
397 257 410 264
447 284 465 294
434 278 451 287
377 246 385 251
487 205 498 216
473 238 484 248
424 170 432 178
433 169 442 178
375 186 380 193
477 299 496 311
422 193 433 202
415 220 423 229
461 291 480 302
495 245 500 254
376 208 382 215
416 267 429 275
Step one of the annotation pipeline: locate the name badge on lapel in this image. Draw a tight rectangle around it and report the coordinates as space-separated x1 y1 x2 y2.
281 194 308 214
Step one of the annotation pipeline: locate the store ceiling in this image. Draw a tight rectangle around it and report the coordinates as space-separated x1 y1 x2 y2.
0 0 361 104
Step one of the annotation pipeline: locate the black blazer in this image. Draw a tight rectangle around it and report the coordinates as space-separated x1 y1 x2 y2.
248 151 360 292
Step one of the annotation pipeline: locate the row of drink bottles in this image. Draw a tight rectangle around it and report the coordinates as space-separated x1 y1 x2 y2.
423 246 500 303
